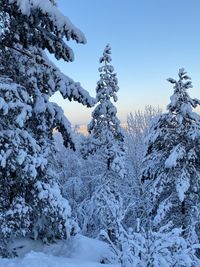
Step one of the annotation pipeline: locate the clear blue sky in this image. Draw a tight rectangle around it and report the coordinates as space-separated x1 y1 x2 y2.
51 0 200 125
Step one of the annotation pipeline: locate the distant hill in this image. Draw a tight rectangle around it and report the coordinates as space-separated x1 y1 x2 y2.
74 123 127 136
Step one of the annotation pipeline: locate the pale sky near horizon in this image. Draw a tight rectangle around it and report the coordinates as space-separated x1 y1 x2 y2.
50 0 200 125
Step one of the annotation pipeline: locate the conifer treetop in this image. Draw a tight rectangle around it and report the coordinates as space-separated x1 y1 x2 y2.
167 68 200 116
88 44 122 138
96 44 119 104
99 44 112 64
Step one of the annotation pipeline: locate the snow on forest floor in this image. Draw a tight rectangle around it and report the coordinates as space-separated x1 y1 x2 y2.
0 235 119 267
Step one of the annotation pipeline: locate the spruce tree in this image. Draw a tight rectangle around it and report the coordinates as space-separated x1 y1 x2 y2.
141 69 200 241
80 45 126 249
0 0 94 256
82 44 125 177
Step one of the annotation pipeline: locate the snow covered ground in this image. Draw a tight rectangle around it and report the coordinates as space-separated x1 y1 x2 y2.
0 235 119 267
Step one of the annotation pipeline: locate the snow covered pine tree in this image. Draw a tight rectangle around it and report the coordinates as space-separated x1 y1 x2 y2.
141 69 200 244
79 46 127 261
82 44 126 177
0 0 94 256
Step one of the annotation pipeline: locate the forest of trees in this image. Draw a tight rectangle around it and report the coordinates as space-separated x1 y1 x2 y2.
0 1 200 266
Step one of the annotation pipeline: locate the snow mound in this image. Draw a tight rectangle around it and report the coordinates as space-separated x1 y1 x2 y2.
0 252 113 267
0 235 117 267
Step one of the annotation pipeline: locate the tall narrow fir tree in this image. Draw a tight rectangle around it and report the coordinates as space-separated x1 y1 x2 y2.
82 44 126 177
